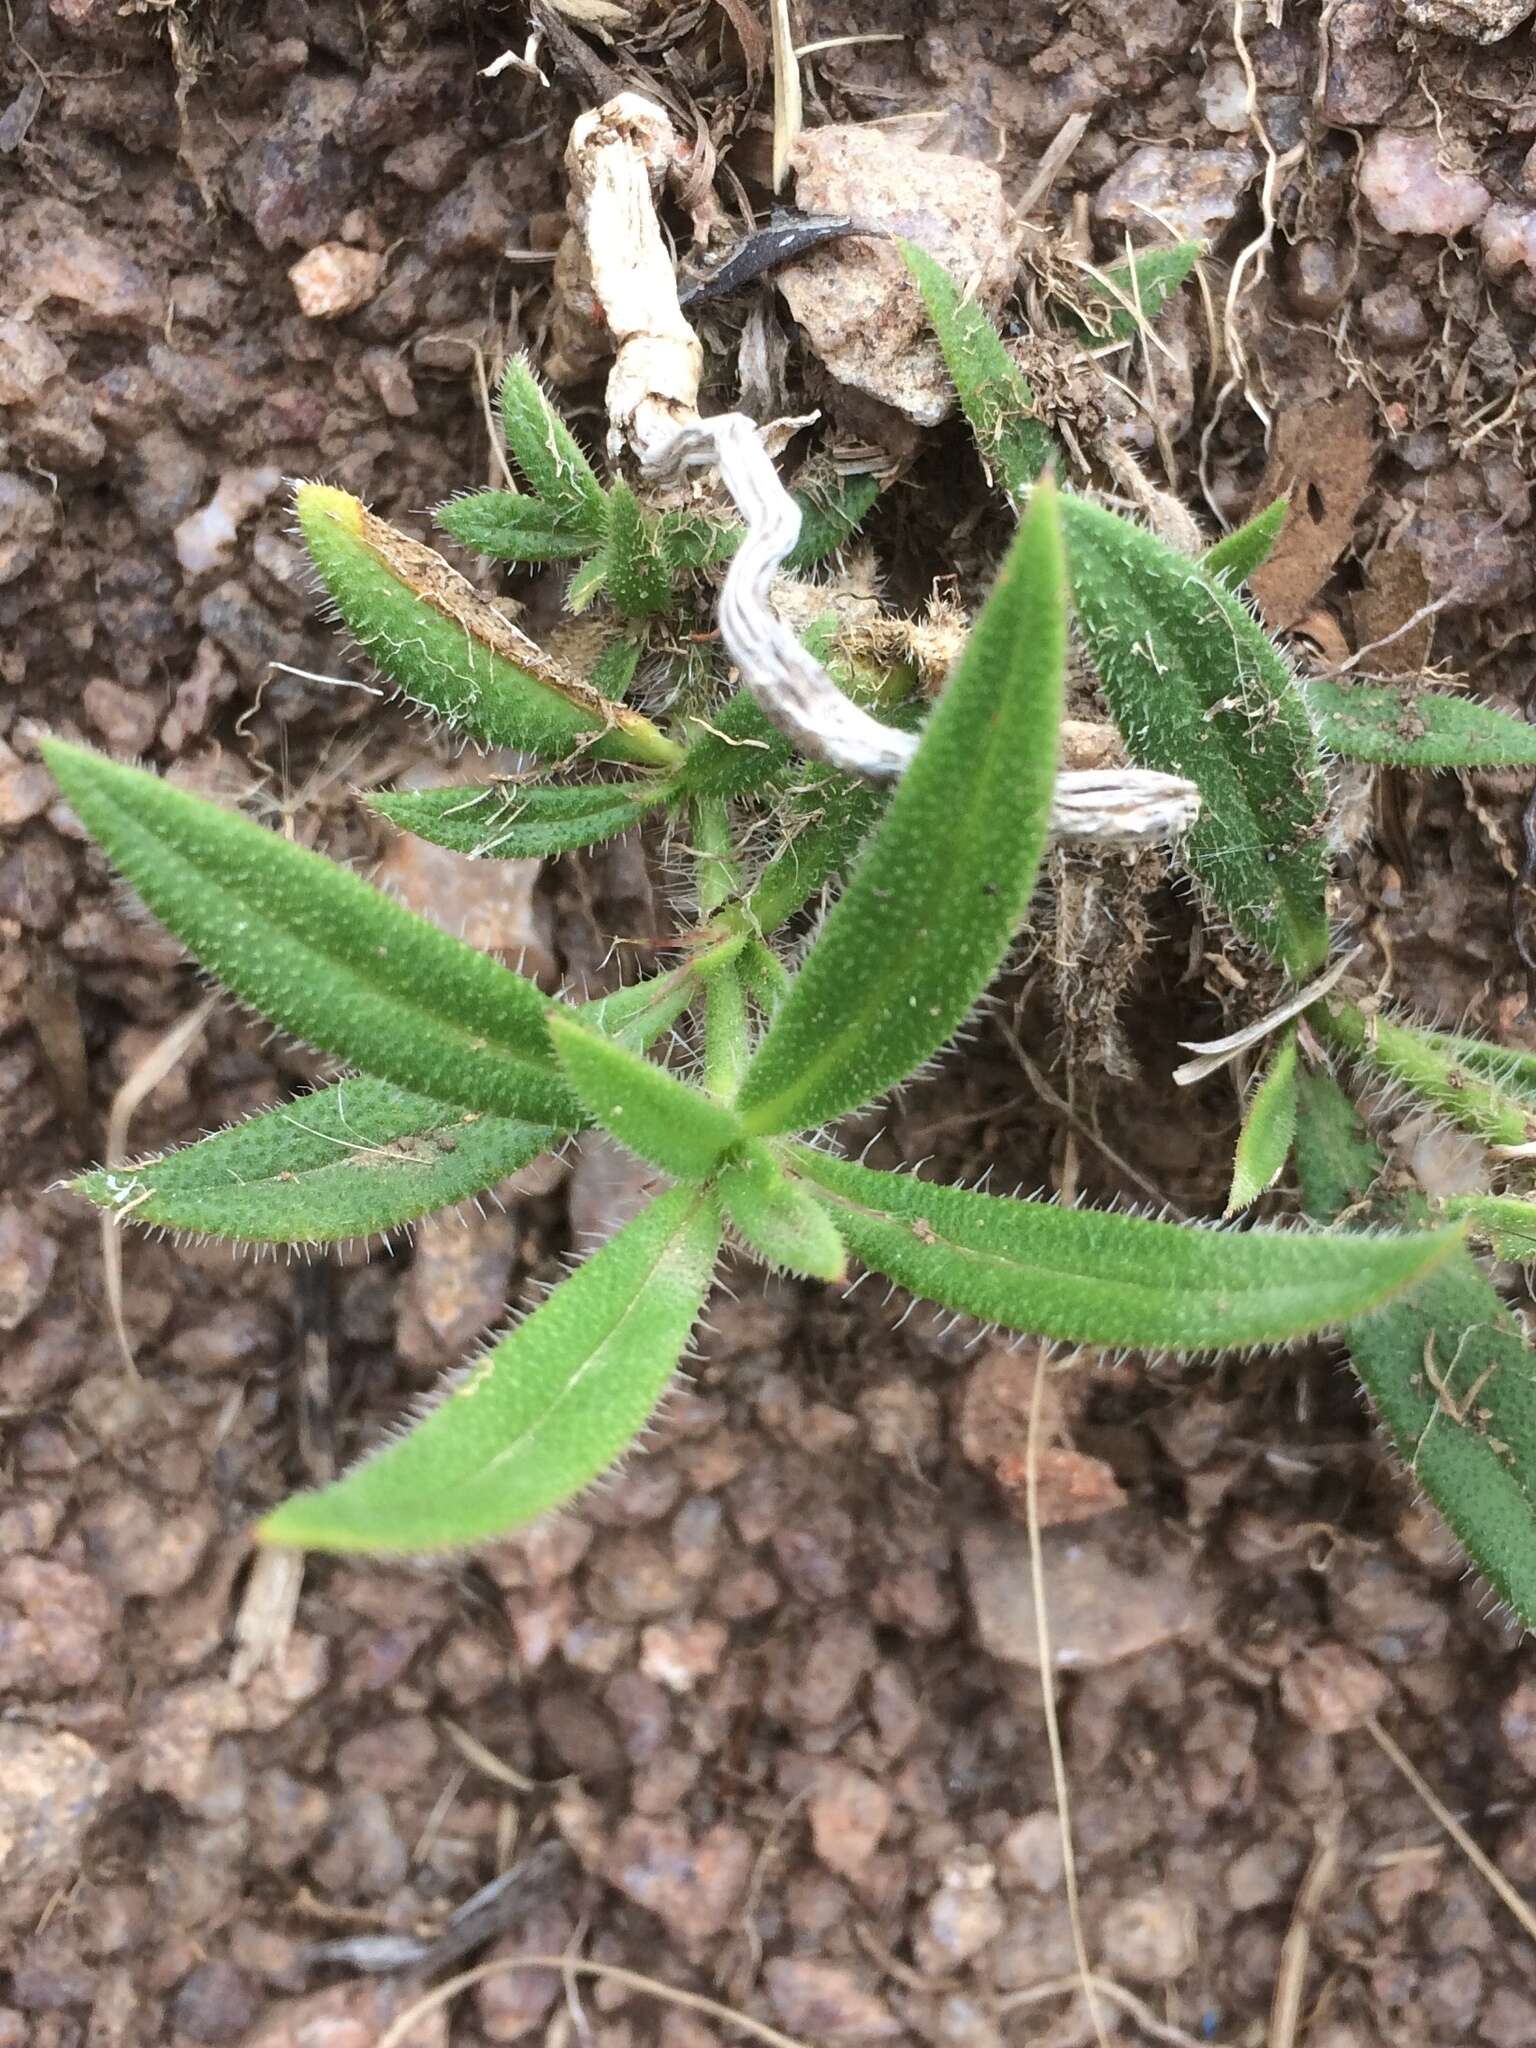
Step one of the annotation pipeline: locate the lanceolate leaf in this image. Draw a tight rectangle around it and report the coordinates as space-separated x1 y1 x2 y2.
902 241 1055 497
547 1010 744 1181
436 491 601 563
795 1148 1461 1350
736 479 1068 1136
76 1080 557 1245
296 486 677 770
1226 1027 1300 1216
660 476 880 575
746 784 888 935
718 1141 846 1281
1062 494 1331 976
369 779 669 860
1442 1195 1536 1265
497 355 608 528
43 741 581 1126
1054 241 1203 344
1295 1066 1536 1632
261 1187 722 1553
604 483 672 619
1303 678 1536 769
1202 498 1287 587
1322 1004 1536 1151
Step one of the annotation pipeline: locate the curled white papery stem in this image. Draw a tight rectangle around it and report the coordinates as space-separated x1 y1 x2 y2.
557 92 1202 843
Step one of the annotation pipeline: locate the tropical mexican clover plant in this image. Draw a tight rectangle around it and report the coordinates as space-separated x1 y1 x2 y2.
38 267 1536 1616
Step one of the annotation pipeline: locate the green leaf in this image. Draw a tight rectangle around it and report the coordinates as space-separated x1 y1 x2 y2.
589 639 642 700
603 483 672 619
436 490 601 563
567 555 608 613
1410 1028 1536 1110
675 688 791 801
659 504 742 571
1442 1195 1536 1265
1054 241 1203 344
43 739 581 1126
1295 1066 1536 1633
261 1186 721 1553
736 478 1068 1136
902 240 1055 496
719 1142 846 1281
547 1010 744 1181
795 1146 1460 1349
1202 498 1287 587
75 1079 556 1246
1321 1003 1536 1151
785 473 881 571
369 779 668 860
1226 1027 1299 1215
1061 493 1331 976
1303 679 1536 769
746 783 888 935
498 355 607 528
295 486 677 770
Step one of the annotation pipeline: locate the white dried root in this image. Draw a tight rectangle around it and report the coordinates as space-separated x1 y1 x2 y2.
556 92 1201 845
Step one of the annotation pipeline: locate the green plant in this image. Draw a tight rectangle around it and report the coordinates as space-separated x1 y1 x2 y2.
907 242 1536 1625
45 361 1461 1558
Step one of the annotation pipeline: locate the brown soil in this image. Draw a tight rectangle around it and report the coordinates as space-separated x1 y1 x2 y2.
6 2 1536 2045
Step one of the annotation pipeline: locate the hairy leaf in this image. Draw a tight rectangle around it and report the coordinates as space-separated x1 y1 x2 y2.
719 1142 846 1281
296 486 677 768
1412 1028 1536 1109
261 1187 721 1552
369 779 668 860
498 355 607 527
43 740 581 1125
548 1010 744 1181
1202 498 1287 587
1055 241 1203 344
1304 678 1536 768
1323 1004 1536 1150
746 783 888 935
1295 1066 1536 1632
436 491 601 563
1062 494 1331 975
902 241 1056 496
580 936 746 1053
604 483 672 619
1227 1027 1299 1215
661 476 879 576
1442 1195 1536 1265
736 478 1067 1136
796 1148 1460 1349
75 1080 556 1245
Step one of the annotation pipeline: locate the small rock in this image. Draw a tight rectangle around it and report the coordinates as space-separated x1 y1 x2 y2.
288 243 384 320
1197 58 1251 132
917 1850 1005 1970
0 315 67 405
963 1516 1203 1668
568 1132 666 1247
373 816 557 985
475 1904 573 2041
606 1817 753 1944
0 1726 110 1930
1499 1676 1536 1776
763 1960 901 2041
83 678 159 753
0 472 59 585
238 1978 447 2048
0 1556 111 1695
310 1790 409 1901
1393 0 1534 35
638 1618 727 1692
80 1492 216 1599
26 229 160 330
1359 131 1488 237
136 1681 249 1816
1095 146 1258 246
1360 280 1432 350
1321 0 1408 124
0 759 52 829
120 425 207 532
1099 1887 1197 1984
396 1209 518 1369
333 1715 439 1794
1286 239 1351 316
589 1534 687 1621
778 125 1018 427
173 467 283 577
1480 202 1536 279
808 1764 892 1878
171 1962 257 2044
998 1811 1065 1893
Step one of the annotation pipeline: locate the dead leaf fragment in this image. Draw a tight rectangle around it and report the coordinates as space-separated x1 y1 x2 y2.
1249 391 1375 630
